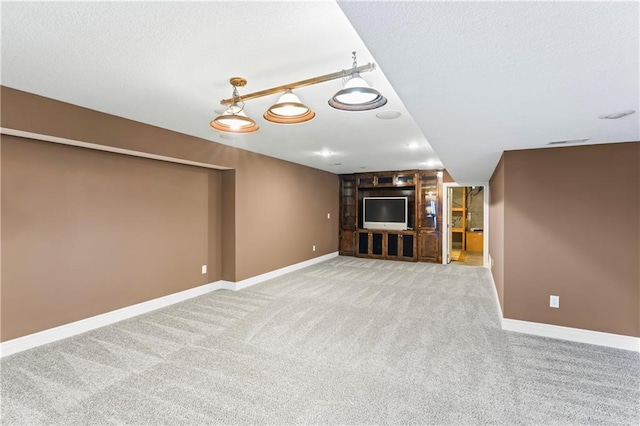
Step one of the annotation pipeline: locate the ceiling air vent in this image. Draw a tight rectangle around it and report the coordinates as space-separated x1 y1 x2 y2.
547 138 590 146
598 110 636 119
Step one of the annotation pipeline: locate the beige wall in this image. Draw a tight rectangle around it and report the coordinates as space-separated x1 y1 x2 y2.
233 153 338 280
1 86 339 341
1 136 217 340
220 170 236 282
490 143 639 337
208 171 223 282
488 156 505 311
442 169 455 183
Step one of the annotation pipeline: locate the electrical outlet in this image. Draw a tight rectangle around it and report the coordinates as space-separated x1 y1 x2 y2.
201 265 207 274
312 245 316 252
550 295 559 308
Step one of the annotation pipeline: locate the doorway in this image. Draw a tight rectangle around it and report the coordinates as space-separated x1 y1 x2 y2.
442 183 488 267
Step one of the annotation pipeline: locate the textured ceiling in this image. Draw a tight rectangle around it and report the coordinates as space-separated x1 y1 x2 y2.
339 1 640 182
0 1 439 175
2 1 638 182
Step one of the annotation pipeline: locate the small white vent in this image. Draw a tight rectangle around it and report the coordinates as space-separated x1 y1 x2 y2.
598 110 636 119
547 138 590 146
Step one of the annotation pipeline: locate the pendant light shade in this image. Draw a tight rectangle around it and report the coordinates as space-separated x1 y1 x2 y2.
264 89 316 124
211 78 259 133
210 105 259 133
329 72 387 111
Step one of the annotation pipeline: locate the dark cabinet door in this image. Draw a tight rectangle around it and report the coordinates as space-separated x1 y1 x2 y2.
358 231 369 255
418 230 440 263
388 233 416 261
357 231 384 258
339 229 355 255
402 234 415 259
371 232 384 255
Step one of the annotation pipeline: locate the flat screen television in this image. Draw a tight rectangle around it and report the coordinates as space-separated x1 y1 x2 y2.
363 197 408 230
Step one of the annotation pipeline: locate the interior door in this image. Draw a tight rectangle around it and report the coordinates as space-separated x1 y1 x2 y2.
447 187 453 263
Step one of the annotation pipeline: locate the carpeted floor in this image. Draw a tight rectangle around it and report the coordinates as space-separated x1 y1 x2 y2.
1 257 639 425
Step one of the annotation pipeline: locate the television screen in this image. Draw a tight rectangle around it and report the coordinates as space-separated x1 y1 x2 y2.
363 197 408 230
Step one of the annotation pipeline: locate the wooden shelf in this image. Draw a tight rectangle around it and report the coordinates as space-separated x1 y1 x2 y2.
451 187 467 251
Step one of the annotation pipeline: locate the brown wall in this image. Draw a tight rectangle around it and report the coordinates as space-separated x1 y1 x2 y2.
442 169 455 183
1 86 339 341
491 143 639 337
208 171 223 282
1 136 217 340
220 170 236 282
488 156 505 311
233 154 338 280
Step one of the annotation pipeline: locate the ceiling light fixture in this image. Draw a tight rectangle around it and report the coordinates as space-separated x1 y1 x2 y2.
263 89 315 124
210 78 259 133
212 52 385 133
329 52 387 111
376 111 401 120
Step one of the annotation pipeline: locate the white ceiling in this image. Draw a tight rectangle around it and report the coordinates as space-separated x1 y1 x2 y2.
2 1 638 183
339 1 639 182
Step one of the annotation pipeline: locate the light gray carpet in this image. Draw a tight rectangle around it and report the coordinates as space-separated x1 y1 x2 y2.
1 257 639 425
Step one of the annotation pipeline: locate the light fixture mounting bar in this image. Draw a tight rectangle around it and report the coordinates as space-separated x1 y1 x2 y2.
220 63 376 105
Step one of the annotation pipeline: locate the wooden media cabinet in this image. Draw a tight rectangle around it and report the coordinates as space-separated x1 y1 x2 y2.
339 170 443 263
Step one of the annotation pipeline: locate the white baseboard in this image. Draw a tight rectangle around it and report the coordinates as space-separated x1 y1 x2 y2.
0 252 338 358
0 281 223 358
487 268 638 352
488 269 504 323
219 251 339 291
502 318 640 352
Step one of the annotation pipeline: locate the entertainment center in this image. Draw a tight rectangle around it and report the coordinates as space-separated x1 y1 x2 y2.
339 170 443 263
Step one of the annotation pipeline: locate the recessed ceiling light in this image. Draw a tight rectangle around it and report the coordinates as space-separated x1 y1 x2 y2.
408 142 419 149
319 149 333 157
425 159 440 167
376 111 401 120
546 138 590 146
598 110 636 119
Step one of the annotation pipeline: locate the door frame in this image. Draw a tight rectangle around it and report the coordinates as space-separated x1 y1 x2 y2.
442 182 490 267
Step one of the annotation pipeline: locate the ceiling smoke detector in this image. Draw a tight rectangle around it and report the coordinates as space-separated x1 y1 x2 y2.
598 110 636 119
